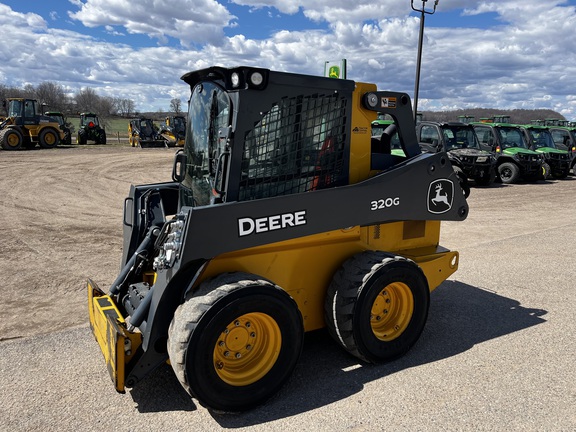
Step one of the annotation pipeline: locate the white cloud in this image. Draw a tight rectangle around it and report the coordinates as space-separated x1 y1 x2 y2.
2 1 576 117
68 0 236 46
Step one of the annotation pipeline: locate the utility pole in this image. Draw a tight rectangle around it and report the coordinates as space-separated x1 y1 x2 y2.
411 0 439 123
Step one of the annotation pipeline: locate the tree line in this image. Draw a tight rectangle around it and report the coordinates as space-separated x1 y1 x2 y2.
0 81 139 117
421 107 567 124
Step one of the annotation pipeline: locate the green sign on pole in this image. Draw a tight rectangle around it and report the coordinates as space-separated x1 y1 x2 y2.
324 59 347 79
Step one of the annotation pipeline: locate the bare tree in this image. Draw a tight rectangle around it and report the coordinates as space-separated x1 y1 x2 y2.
74 87 100 113
115 98 135 117
35 82 67 112
170 98 182 114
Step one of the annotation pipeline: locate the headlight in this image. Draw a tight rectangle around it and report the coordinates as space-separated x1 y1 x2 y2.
153 215 186 270
476 156 488 163
249 72 264 86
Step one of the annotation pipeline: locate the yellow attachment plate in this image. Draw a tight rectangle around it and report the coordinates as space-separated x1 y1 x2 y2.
87 279 141 392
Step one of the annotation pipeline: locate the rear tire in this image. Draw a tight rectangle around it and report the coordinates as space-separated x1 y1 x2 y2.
77 130 87 145
97 130 107 144
38 128 59 149
324 252 430 363
0 128 23 150
168 272 304 412
498 162 520 184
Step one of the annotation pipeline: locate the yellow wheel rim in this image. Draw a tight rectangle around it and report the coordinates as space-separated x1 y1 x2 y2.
6 133 20 148
44 132 56 146
213 312 281 386
370 282 414 342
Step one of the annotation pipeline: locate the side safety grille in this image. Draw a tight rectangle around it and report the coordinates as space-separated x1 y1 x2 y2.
239 93 348 201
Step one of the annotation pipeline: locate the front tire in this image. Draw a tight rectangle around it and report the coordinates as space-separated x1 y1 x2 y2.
475 167 495 186
38 128 59 149
0 128 23 150
168 273 304 412
324 252 430 363
498 162 520 184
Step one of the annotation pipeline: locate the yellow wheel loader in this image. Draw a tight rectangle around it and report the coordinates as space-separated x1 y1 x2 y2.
88 66 469 412
0 98 65 150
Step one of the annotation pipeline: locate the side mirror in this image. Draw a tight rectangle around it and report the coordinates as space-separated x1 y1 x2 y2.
172 150 187 182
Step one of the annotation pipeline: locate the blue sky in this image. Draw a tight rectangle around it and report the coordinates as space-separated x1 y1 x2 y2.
2 0 576 117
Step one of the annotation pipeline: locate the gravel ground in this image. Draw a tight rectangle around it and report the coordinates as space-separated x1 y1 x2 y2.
0 146 574 431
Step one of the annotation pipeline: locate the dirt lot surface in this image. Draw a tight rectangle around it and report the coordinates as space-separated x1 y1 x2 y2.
0 146 174 340
1 146 575 431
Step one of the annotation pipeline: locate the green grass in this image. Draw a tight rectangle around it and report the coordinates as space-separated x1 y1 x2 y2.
66 116 130 138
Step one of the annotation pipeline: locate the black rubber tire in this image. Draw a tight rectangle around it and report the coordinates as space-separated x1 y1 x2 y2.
167 272 304 412
38 128 59 149
324 252 430 364
552 167 569 179
0 128 23 150
77 130 87 145
542 162 551 180
475 167 495 186
96 130 106 144
498 162 520 184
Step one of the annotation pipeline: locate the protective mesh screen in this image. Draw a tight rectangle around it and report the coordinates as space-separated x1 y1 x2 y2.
239 93 348 201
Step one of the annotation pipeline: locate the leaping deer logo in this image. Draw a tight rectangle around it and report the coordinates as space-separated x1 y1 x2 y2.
431 183 449 207
427 179 454 214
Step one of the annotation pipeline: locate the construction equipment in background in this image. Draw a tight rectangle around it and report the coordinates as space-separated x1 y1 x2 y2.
128 117 166 148
416 120 497 190
77 112 107 144
45 111 72 145
88 66 469 412
0 98 65 150
158 115 186 147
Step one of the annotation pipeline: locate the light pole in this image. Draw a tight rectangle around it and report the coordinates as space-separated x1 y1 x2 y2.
411 0 439 122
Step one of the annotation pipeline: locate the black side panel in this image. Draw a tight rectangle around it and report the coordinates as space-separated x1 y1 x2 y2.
179 151 469 263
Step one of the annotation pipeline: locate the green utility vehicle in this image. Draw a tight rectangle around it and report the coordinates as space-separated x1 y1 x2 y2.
416 121 496 187
519 124 570 179
546 121 576 175
472 119 542 183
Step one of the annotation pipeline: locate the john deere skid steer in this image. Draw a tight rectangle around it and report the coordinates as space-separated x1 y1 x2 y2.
128 117 165 148
88 66 469 412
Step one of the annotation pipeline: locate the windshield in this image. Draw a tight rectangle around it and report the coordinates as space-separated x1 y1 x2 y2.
496 127 527 149
173 116 185 131
82 115 99 126
181 81 230 207
8 100 22 117
50 115 64 126
442 127 481 150
527 129 556 149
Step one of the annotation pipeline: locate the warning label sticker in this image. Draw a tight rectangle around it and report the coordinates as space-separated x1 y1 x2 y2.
380 97 397 109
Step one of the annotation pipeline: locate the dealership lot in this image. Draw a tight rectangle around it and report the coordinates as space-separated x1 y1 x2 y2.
0 147 574 431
